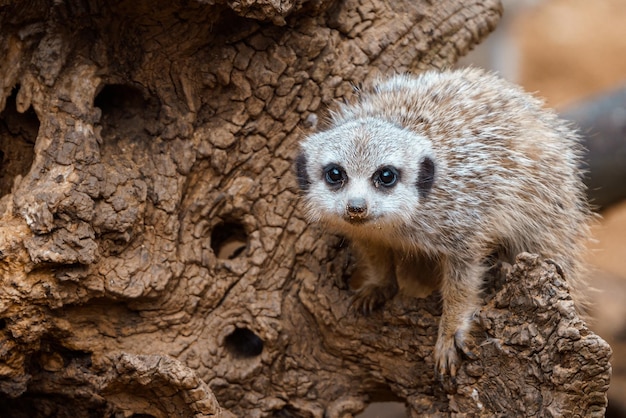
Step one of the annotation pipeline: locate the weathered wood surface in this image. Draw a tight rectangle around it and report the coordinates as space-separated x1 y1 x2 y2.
0 0 611 416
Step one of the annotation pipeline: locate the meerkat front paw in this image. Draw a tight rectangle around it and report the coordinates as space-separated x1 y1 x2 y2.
351 281 398 315
434 334 461 378
434 330 478 379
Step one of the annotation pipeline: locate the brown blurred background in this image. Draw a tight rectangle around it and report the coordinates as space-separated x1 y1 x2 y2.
361 0 626 416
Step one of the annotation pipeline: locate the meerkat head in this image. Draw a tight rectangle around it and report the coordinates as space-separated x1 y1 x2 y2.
295 117 436 231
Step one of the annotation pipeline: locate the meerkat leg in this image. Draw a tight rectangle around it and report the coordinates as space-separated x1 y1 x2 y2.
434 258 484 377
350 241 398 314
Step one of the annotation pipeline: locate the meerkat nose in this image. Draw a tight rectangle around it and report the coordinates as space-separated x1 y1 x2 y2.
346 198 368 218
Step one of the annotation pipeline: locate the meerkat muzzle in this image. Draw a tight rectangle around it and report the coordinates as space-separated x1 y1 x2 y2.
346 198 368 222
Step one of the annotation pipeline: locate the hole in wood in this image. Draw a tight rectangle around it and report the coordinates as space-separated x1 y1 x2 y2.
355 402 407 418
94 83 159 140
210 221 248 259
0 85 38 197
94 83 148 118
272 405 300 417
224 327 264 358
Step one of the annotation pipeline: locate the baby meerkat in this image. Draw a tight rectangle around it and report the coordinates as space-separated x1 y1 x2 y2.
295 68 591 378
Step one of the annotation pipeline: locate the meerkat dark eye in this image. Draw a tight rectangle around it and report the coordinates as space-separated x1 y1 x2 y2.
323 164 347 188
373 166 399 188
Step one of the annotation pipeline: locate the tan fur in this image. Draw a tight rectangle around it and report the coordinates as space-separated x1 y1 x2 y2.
295 68 591 377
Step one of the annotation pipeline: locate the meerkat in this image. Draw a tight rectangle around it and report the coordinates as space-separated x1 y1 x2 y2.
295 68 591 378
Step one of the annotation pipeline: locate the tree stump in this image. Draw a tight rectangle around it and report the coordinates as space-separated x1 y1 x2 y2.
0 0 611 416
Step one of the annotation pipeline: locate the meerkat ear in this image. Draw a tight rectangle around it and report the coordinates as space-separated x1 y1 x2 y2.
416 157 435 198
295 152 311 192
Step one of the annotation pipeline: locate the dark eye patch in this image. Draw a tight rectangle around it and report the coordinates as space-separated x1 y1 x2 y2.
416 157 435 198
295 153 310 191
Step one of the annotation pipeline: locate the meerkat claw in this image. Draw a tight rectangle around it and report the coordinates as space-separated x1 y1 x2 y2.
350 287 387 315
455 333 478 360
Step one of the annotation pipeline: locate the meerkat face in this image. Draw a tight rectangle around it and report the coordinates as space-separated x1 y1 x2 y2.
296 117 436 231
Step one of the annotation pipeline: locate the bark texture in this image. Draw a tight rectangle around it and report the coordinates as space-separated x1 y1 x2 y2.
0 0 611 417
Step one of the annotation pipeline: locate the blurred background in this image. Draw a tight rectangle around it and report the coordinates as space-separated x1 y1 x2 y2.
362 0 626 416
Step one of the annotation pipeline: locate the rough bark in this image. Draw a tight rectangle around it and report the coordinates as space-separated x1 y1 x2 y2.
0 0 611 417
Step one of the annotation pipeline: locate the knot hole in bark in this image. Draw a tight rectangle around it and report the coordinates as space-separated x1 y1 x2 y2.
94 83 160 139
211 220 249 260
0 85 38 198
224 327 264 358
